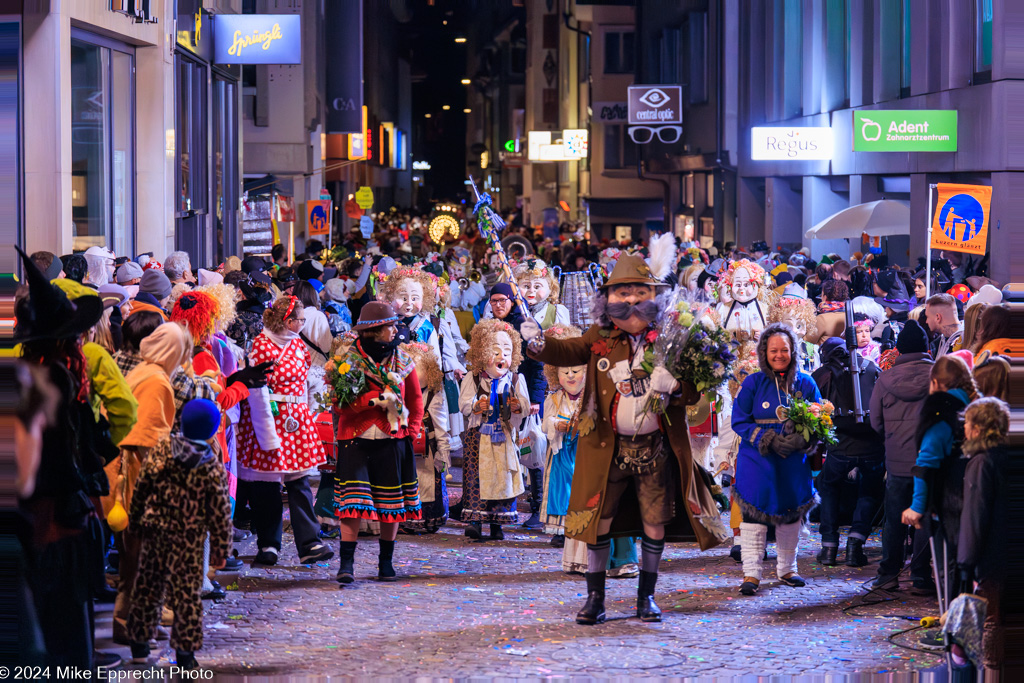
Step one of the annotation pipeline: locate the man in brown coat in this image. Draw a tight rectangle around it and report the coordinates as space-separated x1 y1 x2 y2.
521 254 727 626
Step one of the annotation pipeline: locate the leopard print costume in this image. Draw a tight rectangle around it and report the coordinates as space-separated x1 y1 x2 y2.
126 436 232 653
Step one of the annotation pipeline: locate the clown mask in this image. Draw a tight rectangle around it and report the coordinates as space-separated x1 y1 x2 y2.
485 331 514 379
730 267 758 303
781 312 807 340
607 284 657 335
391 279 424 318
557 365 586 395
519 277 551 307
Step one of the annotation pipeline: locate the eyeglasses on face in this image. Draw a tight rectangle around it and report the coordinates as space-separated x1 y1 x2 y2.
627 125 683 144
489 297 511 305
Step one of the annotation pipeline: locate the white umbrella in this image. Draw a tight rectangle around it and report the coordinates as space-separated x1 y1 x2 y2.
805 199 911 240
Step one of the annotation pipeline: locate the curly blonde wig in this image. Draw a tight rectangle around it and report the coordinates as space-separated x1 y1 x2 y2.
768 297 818 341
466 319 523 376
402 341 443 393
195 282 239 333
542 324 583 387
963 396 1010 455
512 259 560 305
263 295 303 334
377 266 437 312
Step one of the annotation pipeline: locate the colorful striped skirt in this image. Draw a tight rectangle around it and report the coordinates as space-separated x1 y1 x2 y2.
333 437 422 523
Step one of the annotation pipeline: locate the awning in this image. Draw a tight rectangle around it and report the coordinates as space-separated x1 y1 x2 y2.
584 198 664 223
805 200 910 240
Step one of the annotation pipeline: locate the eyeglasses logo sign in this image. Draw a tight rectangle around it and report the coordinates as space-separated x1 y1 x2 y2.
627 85 683 125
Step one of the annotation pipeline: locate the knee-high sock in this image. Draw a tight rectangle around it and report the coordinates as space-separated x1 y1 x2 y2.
740 522 768 581
201 533 213 592
775 521 802 577
640 535 665 573
586 535 611 574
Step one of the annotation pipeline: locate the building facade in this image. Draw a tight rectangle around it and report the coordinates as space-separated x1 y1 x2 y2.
15 0 245 270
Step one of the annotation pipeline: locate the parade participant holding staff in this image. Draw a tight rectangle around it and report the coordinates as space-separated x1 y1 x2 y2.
331 302 424 583
731 322 822 595
520 251 726 625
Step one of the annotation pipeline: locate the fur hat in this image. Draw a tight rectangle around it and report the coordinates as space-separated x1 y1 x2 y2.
756 322 801 392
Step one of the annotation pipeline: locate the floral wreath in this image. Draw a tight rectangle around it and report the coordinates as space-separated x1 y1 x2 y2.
377 266 438 312
721 258 769 290
512 258 560 304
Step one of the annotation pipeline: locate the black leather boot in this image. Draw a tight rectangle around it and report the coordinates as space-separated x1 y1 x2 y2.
336 540 356 584
845 538 868 567
521 468 544 529
817 545 838 566
378 539 397 581
576 571 607 625
637 570 662 622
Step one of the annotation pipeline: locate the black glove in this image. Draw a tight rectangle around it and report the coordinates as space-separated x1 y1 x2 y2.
225 361 274 389
773 432 811 458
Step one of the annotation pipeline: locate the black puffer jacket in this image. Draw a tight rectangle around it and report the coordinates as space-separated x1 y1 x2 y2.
811 337 884 458
869 351 933 477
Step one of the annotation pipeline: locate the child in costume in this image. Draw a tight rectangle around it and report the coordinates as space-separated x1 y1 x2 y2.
540 324 639 577
459 319 530 541
127 399 232 670
399 342 451 534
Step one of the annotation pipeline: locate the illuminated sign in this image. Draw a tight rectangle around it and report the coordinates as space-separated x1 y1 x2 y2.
213 14 301 65
853 110 958 152
751 127 833 160
413 161 432 170
627 86 682 125
527 129 589 162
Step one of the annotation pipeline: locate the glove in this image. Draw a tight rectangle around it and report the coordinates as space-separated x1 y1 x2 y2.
650 367 680 394
226 361 274 389
773 432 810 458
520 319 543 342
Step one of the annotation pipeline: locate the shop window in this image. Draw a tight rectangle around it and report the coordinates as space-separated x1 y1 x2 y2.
604 30 635 74
213 76 239 265
603 124 637 170
70 32 135 256
176 54 207 216
685 13 708 104
901 0 911 95
767 0 802 120
825 0 848 111
976 0 993 74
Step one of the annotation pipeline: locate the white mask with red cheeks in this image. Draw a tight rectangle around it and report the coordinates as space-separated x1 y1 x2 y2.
485 331 514 379
781 312 807 339
730 267 759 304
558 365 586 395
391 279 424 318
519 277 551 307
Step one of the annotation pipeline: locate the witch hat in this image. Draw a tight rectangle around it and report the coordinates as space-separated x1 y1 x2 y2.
14 245 103 343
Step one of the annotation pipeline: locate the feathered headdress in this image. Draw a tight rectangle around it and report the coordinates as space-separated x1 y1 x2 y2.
646 232 677 281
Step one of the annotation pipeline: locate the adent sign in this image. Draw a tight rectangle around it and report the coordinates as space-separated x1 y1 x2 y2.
853 110 957 152
213 14 301 65
751 127 832 160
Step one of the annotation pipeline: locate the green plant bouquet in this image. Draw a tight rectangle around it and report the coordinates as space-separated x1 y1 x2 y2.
779 396 838 445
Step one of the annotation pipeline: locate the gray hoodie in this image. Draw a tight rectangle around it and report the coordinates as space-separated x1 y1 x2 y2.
869 351 934 477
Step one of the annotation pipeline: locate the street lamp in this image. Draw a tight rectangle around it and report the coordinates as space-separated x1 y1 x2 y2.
460 78 471 85
442 105 451 111
463 108 471 113
454 37 466 43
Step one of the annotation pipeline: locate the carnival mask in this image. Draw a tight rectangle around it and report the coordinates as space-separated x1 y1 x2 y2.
558 365 586 395
781 312 807 339
519 277 550 306
731 267 758 303
485 331 514 379
391 280 424 317
607 284 656 335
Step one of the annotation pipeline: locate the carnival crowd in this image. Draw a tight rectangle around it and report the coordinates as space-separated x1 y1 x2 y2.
10 211 1015 678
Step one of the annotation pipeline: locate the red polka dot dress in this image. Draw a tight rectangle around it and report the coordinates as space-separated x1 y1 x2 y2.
238 334 326 478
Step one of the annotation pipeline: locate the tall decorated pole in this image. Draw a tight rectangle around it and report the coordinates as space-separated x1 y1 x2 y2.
468 176 531 320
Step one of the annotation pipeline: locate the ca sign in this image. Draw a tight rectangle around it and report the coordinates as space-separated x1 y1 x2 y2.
751 127 832 160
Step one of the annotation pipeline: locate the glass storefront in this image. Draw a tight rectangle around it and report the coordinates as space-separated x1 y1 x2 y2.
213 75 239 265
70 30 134 255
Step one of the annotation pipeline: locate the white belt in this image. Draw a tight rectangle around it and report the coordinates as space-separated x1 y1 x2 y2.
268 394 303 403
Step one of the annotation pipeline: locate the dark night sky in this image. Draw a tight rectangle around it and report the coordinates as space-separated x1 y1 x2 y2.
399 1 472 203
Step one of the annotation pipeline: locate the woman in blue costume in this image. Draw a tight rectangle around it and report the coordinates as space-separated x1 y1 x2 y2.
731 322 822 595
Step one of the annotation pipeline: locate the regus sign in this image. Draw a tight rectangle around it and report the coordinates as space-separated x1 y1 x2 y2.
853 110 958 152
751 127 832 160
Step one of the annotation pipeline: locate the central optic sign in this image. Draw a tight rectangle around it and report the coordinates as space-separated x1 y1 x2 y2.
627 85 682 125
751 127 833 160
213 14 301 65
853 110 958 152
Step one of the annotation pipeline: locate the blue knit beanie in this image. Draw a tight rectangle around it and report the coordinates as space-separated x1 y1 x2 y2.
181 399 221 441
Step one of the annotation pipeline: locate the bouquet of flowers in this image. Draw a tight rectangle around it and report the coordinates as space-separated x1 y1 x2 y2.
638 289 738 425
779 397 837 445
316 353 367 411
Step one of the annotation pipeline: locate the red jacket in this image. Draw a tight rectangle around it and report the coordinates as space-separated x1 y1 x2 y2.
335 367 424 441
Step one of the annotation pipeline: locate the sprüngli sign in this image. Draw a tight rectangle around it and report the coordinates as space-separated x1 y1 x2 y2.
853 110 957 152
213 14 301 65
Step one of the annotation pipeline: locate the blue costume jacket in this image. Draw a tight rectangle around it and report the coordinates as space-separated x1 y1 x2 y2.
732 371 822 525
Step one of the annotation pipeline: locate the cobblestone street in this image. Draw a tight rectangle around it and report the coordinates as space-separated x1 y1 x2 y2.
99 492 945 679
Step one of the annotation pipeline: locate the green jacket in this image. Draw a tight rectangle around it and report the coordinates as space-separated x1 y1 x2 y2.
83 341 138 446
